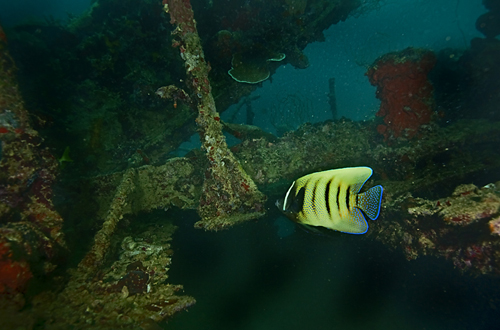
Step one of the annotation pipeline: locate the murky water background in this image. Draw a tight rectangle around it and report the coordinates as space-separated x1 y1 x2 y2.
166 210 500 330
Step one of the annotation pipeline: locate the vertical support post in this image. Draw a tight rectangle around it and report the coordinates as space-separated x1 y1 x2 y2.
163 0 266 230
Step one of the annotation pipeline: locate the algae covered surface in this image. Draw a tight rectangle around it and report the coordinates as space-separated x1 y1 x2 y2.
1 0 500 329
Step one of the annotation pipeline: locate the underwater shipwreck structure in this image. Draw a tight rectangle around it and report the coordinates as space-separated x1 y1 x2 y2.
1 0 500 328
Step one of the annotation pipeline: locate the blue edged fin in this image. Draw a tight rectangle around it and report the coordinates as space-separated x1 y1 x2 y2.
357 185 383 220
342 208 368 234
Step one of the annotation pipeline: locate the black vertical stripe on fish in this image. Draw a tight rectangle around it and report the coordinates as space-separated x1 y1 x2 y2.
311 179 319 217
277 166 383 235
335 184 340 212
325 179 332 216
346 185 351 211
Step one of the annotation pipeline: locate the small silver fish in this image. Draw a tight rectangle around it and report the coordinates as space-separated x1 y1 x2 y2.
276 166 383 234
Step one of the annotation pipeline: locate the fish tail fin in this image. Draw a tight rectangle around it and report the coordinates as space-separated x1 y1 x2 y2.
357 185 383 220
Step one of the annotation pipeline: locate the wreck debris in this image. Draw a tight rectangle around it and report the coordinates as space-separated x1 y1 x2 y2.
460 37 500 120
475 0 500 38
375 182 500 275
90 115 500 275
366 47 437 141
7 0 364 174
76 168 137 276
0 24 66 309
1 25 197 324
90 157 202 225
162 0 266 230
34 168 195 328
0 2 499 328
228 94 261 125
222 121 277 143
38 223 195 329
155 84 194 110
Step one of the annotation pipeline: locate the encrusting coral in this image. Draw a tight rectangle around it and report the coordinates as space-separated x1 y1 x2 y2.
366 47 436 141
0 24 67 313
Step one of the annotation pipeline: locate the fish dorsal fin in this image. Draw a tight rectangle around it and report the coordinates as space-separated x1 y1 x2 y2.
317 166 372 188
357 185 383 220
297 166 373 187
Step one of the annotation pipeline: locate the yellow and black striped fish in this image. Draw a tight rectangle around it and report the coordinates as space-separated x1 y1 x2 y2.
276 167 383 234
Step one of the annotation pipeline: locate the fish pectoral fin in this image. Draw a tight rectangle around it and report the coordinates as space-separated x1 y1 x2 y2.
357 185 383 220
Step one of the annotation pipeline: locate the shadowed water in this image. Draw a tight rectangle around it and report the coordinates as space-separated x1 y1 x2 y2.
167 210 500 330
